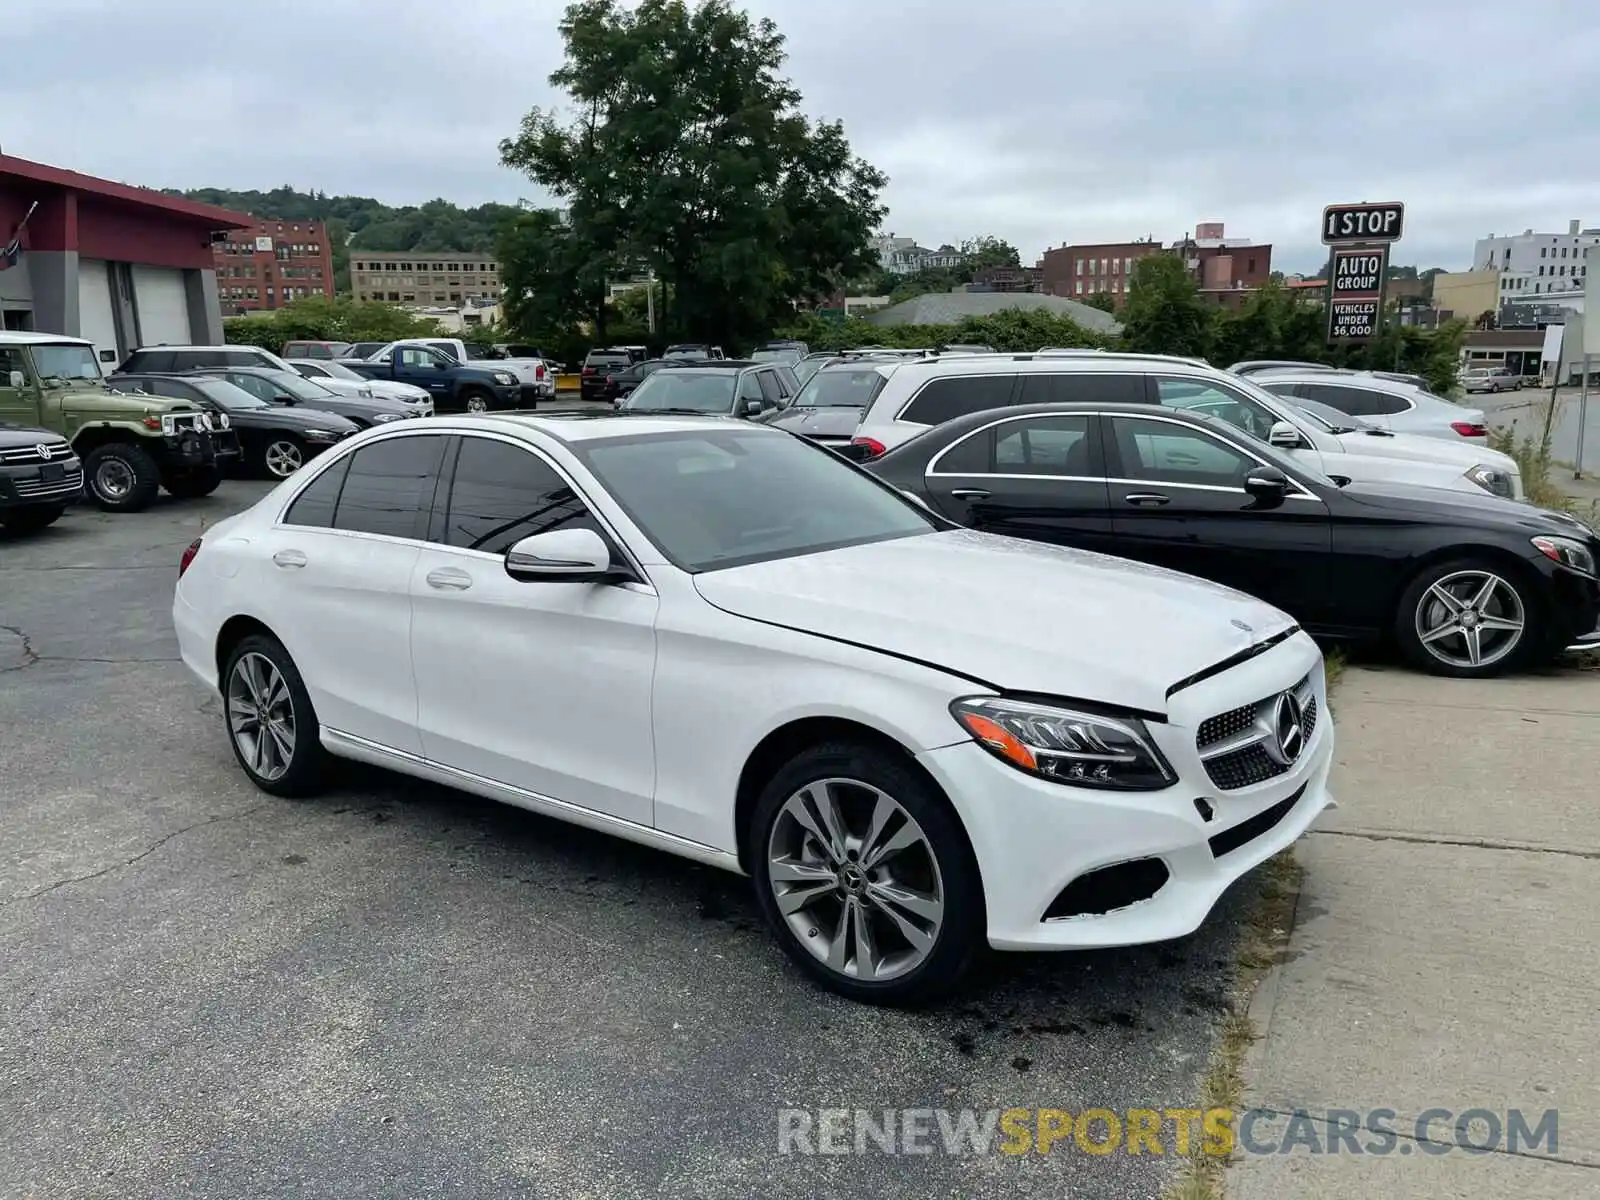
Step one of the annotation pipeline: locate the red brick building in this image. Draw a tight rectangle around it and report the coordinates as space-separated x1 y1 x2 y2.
1037 239 1164 308
212 217 335 315
1037 223 1273 310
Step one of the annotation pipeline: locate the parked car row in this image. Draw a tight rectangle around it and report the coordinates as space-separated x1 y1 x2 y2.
172 409 1339 1005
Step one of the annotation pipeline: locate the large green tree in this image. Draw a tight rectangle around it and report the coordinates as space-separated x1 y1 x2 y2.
498 0 887 346
1119 252 1216 358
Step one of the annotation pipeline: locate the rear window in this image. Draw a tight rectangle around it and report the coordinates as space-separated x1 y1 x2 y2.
585 352 630 368
794 368 887 408
899 375 1017 425
1297 382 1413 418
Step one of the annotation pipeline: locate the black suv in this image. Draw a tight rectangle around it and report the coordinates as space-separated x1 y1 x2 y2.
0 424 81 534
117 345 287 373
580 348 634 401
617 360 800 418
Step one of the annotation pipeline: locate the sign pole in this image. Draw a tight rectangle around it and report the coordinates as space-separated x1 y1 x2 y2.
1576 354 1591 480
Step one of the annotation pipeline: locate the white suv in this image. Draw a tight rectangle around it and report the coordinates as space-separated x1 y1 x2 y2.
849 354 1524 501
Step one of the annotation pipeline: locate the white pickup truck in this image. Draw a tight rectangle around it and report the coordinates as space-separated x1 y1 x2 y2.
390 338 556 405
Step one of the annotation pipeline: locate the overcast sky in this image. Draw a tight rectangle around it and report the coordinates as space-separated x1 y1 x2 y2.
9 0 1600 273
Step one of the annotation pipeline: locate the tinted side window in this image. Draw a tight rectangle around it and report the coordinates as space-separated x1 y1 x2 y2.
1258 381 1301 397
171 351 225 370
144 377 196 402
228 373 277 402
284 455 352 528
126 351 174 372
994 415 1094 475
1153 377 1278 441
333 436 446 540
1298 383 1409 417
933 428 993 474
900 375 1016 425
223 350 264 367
755 370 783 408
1016 372 1143 405
1111 417 1255 488
442 438 600 555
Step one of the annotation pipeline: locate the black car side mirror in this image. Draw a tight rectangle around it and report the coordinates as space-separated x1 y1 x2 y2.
1243 466 1291 506
273 395 297 406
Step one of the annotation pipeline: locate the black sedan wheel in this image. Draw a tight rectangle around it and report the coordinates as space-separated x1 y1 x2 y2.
1396 559 1535 677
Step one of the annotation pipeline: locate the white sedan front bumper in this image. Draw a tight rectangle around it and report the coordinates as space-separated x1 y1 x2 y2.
919 633 1334 950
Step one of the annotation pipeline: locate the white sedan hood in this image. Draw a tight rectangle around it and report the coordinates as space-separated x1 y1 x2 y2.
692 531 1297 713
1327 428 1511 471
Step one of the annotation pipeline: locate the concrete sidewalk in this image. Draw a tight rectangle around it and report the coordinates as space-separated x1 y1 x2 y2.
1232 665 1600 1198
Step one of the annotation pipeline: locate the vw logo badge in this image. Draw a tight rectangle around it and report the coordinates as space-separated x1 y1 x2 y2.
36 443 55 460
1270 690 1306 764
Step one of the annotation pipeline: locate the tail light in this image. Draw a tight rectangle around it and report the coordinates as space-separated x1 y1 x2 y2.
178 537 202 578
1451 421 1488 438
605 375 615 386
851 436 888 459
581 366 596 376
535 364 546 380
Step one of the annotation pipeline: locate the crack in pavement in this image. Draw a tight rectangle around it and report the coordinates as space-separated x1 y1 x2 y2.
1243 1106 1600 1171
1312 828 1600 860
3 802 272 906
0 623 39 672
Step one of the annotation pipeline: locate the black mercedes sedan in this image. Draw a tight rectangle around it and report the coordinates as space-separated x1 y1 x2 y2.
109 373 358 481
867 401 1600 677
190 366 415 429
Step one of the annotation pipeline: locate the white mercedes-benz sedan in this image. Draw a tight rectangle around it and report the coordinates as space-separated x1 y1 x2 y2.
173 413 1334 1005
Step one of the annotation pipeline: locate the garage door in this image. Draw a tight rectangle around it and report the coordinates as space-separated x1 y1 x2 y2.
130 266 193 347
78 259 120 366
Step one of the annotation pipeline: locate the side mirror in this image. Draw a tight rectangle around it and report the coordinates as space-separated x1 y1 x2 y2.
272 395 296 406
744 398 763 417
7 370 23 389
1267 420 1304 449
1244 466 1291 505
505 528 617 583
435 361 451 370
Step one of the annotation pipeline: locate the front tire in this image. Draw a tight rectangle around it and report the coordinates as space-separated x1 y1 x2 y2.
747 741 984 1006
162 466 223 499
261 436 306 480
221 633 326 797
1395 558 1539 677
84 443 161 512
461 389 491 414
0 504 66 534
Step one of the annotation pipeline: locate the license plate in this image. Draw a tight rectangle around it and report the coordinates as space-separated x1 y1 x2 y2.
39 463 64 482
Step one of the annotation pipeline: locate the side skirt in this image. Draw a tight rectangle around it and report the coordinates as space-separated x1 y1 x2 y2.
320 727 746 875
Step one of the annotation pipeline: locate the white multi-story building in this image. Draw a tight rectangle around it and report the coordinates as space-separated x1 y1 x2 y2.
1474 219 1600 302
870 233 916 271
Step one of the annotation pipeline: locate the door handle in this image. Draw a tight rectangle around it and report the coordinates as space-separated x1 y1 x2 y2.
272 549 307 569
425 567 473 591
949 488 991 500
1122 492 1171 507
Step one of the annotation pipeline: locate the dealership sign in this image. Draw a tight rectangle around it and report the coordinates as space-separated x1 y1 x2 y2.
1323 205 1400 345
1322 202 1405 245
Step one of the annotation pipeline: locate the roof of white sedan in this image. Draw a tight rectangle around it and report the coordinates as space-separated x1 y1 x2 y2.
432 411 774 443
0 331 93 346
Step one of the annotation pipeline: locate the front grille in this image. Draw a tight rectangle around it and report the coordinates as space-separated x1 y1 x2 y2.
1208 784 1306 858
14 466 84 498
0 442 72 465
1197 673 1319 791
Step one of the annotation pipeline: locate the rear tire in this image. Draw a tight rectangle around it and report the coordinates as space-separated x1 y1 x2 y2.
221 633 327 798
84 443 161 512
747 740 984 1006
162 466 223 499
1395 557 1542 678
0 504 66 534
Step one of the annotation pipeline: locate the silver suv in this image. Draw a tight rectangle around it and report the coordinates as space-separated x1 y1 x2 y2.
846 352 1525 500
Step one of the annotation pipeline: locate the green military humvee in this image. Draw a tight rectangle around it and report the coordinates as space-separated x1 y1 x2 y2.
0 333 237 512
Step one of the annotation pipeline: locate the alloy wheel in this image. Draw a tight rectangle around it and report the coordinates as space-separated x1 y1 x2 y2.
766 778 945 982
1414 569 1526 670
94 458 134 500
226 652 297 781
466 396 489 413
264 440 304 478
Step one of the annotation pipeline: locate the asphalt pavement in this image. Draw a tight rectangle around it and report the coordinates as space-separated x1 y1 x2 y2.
1475 385 1600 474
0 481 1262 1199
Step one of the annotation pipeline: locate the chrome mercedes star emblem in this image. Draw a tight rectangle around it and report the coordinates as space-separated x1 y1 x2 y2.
1270 690 1306 764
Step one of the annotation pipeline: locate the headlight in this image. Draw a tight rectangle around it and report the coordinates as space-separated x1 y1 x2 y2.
1532 535 1597 576
359 388 374 398
1464 464 1515 499
371 412 404 423
302 428 341 442
949 697 1176 791
217 412 231 430
197 411 215 432
492 371 517 385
